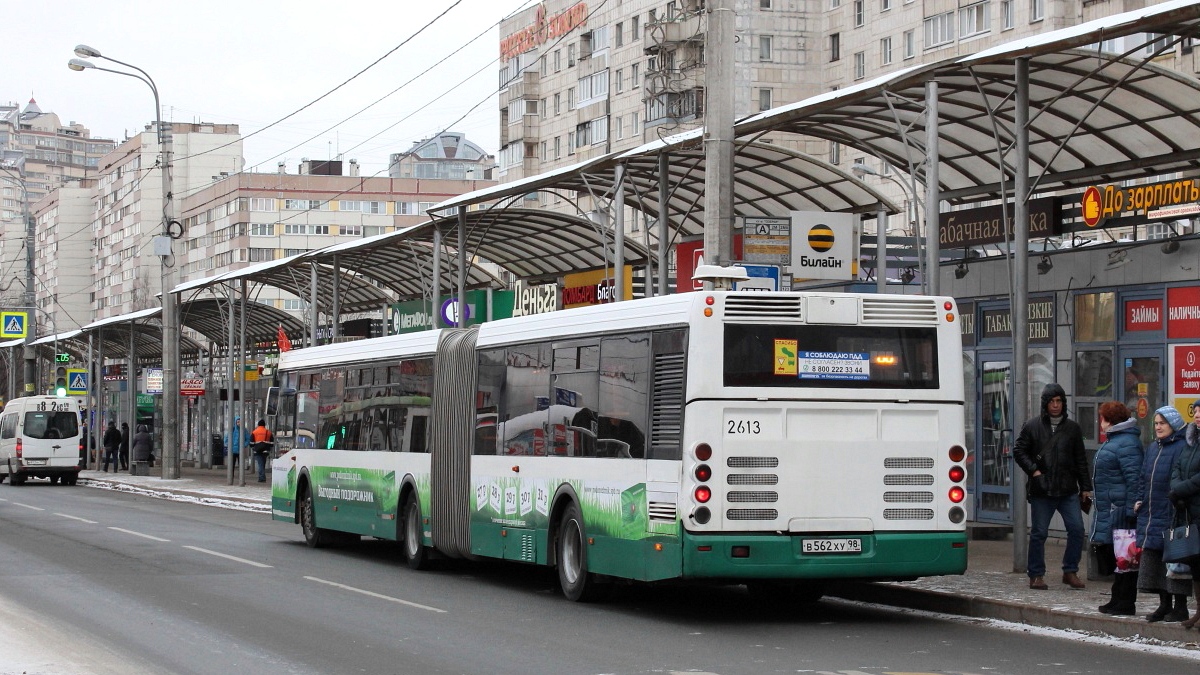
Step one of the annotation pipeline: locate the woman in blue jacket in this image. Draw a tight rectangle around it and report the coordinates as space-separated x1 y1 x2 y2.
1135 406 1191 623
1091 401 1143 615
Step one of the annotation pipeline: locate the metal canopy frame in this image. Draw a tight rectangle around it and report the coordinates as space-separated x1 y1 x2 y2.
736 3 1200 204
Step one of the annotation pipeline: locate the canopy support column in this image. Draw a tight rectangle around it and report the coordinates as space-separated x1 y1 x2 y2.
924 80 940 296
614 163 626 303
1012 56 1032 574
877 202 888 294
331 254 341 339
432 226 442 329
658 152 670 296
458 208 467 323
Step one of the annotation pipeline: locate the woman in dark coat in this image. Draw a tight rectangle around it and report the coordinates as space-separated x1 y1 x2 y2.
119 422 130 471
1135 406 1191 623
1090 401 1143 615
1175 401 1200 629
131 424 154 465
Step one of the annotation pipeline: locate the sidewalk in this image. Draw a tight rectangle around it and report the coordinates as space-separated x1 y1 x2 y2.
74 469 1199 647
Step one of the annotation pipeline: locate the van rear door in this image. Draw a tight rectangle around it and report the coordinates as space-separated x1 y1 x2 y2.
20 407 81 470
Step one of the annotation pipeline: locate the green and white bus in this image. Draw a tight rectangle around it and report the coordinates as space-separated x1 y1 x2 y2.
270 290 968 601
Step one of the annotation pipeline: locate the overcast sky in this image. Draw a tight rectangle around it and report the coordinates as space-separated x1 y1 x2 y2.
3 0 527 177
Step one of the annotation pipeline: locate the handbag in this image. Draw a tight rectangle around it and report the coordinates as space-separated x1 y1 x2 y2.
1113 528 1141 573
1163 512 1200 565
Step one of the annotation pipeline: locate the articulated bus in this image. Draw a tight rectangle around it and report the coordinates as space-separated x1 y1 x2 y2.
270 290 968 601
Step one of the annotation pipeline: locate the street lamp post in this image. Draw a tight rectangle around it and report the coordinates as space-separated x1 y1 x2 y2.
70 47 180 479
851 164 925 293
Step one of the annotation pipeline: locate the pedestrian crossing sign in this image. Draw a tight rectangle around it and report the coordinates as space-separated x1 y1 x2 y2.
67 369 88 395
0 311 27 339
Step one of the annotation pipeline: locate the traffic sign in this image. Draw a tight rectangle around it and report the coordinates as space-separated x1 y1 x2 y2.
733 264 781 292
0 311 27 339
66 369 88 396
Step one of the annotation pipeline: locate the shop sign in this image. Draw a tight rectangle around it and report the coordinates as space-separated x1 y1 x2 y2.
676 239 705 292
958 300 976 347
1124 298 1163 332
939 198 1059 248
980 297 1054 344
180 378 205 396
1072 177 1200 231
1167 286 1200 338
511 279 558 317
501 2 589 61
562 267 633 308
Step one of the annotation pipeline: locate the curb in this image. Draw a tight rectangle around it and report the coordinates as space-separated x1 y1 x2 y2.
828 581 1200 647
79 476 271 512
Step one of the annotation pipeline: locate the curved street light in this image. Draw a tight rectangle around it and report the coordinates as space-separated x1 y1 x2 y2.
68 46 180 480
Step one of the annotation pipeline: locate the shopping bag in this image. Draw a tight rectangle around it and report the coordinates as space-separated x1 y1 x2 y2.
1163 519 1200 565
1113 528 1141 573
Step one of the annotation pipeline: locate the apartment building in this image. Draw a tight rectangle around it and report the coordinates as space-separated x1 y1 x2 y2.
31 183 98 334
178 161 496 315
0 99 114 307
92 122 242 319
389 132 495 180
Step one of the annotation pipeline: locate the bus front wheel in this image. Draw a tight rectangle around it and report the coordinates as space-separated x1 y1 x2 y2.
402 492 430 570
556 503 603 602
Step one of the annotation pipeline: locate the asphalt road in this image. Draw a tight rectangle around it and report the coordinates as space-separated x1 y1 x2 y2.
0 480 1196 675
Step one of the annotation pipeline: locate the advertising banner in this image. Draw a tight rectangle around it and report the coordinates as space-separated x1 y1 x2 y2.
1169 344 1200 422
790 211 856 280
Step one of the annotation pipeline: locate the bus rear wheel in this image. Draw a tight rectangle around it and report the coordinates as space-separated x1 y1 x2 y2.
556 502 603 602
402 492 430 570
300 485 331 548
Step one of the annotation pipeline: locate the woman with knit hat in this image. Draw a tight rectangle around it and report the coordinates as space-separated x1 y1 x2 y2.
1174 399 1200 629
1134 405 1192 622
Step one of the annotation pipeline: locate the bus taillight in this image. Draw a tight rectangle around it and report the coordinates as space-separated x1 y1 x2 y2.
695 486 711 503
948 466 965 483
948 486 965 503
695 464 712 482
694 443 712 461
948 445 966 462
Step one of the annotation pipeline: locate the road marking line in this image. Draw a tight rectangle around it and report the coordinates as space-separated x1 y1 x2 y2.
13 503 45 511
54 513 98 524
304 576 446 613
108 527 170 542
182 545 273 568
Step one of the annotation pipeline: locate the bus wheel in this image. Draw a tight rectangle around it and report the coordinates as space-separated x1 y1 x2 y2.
556 503 602 602
402 492 430 570
300 485 330 548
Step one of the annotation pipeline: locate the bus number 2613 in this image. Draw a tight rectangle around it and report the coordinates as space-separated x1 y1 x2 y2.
726 419 761 435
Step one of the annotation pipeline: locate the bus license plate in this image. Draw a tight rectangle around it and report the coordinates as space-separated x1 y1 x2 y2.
802 538 862 554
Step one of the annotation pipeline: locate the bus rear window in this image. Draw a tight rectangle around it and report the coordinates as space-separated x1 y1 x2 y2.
724 324 939 389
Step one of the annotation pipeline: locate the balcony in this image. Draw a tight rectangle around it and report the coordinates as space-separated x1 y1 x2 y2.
644 11 705 54
506 71 540 101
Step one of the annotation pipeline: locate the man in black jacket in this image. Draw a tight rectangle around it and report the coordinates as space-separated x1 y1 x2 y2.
1013 383 1093 591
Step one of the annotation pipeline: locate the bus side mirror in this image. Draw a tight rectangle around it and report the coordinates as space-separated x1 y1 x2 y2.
265 386 280 417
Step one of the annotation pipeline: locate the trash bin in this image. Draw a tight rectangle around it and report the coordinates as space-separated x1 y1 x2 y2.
211 434 224 467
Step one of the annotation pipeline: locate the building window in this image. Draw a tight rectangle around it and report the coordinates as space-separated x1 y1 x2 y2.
249 197 275 211
567 87 576 109
760 0 772 8
880 36 893 64
540 98 547 118
758 88 773 111
249 223 273 236
904 29 916 58
616 22 624 47
830 33 841 61
1031 0 1043 21
960 2 991 38
554 136 561 159
616 68 624 93
632 63 640 88
854 0 865 27
632 15 640 40
567 131 576 155
853 51 865 79
541 55 548 76
1002 0 1014 29
881 0 892 10
541 141 548 160
568 43 577 67
554 50 561 72
830 141 841 164
830 0 840 7
759 35 773 61
924 12 955 48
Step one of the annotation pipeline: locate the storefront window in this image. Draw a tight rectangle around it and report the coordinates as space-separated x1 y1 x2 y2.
1075 292 1116 342
1028 350 1055 419
1075 350 1114 399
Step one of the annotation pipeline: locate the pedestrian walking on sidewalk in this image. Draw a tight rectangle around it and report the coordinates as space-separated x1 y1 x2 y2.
1013 383 1093 591
1090 401 1143 615
101 421 121 473
250 419 273 483
1173 400 1200 629
1134 405 1192 623
119 422 130 471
